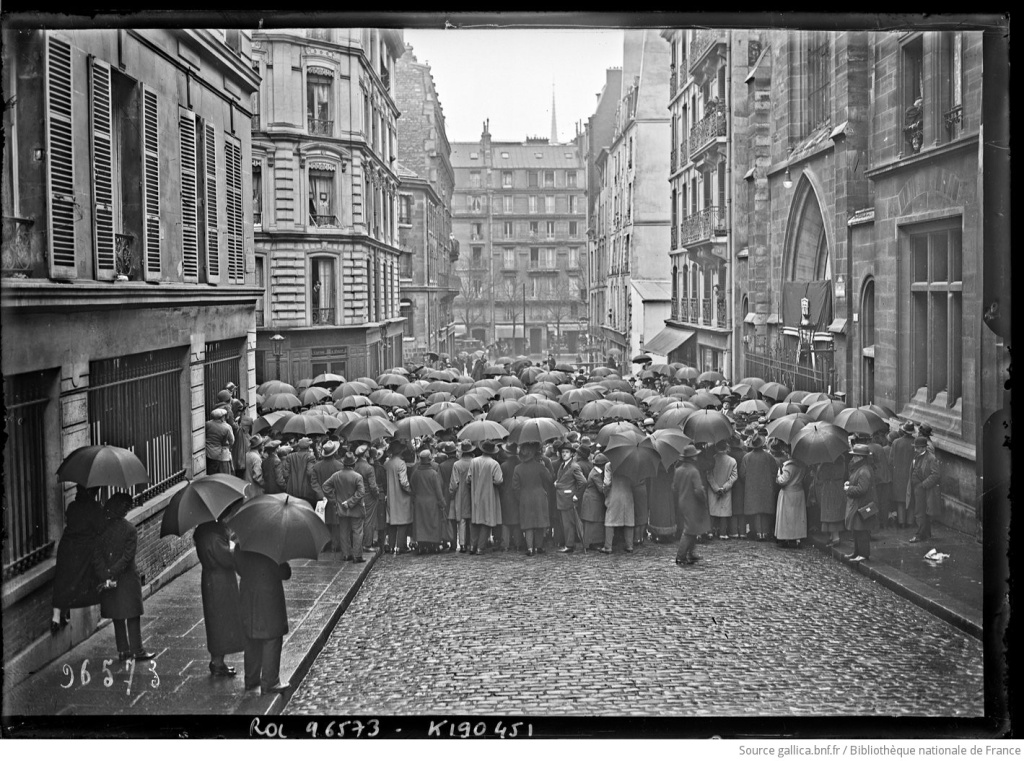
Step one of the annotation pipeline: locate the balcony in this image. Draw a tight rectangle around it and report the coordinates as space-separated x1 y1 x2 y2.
669 66 678 99
670 146 677 174
690 100 726 160
680 206 727 246
307 29 330 42
1 216 36 277
716 298 727 328
308 118 333 137
310 214 338 227
690 29 726 73
251 113 260 130
944 104 963 139
701 299 711 325
670 224 678 250
254 211 263 227
679 137 688 166
311 307 336 325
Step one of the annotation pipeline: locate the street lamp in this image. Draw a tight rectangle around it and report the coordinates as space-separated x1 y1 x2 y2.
270 333 285 380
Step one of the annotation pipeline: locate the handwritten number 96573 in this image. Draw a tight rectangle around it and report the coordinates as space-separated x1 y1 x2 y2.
61 658 158 695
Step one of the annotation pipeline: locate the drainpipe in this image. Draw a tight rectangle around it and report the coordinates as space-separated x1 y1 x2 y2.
845 213 854 400
726 34 736 381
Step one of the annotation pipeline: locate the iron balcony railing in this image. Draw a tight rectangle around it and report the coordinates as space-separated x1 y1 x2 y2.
308 118 333 136
670 146 677 174
717 300 727 328
669 67 678 98
671 224 678 250
680 206 727 246
1 216 35 276
115 233 136 278
690 29 725 72
679 137 688 165
312 307 336 325
690 102 727 159
310 214 338 227
702 299 712 325
689 297 698 323
944 104 963 138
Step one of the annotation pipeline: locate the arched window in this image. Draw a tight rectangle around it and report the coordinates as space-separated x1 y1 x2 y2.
860 277 875 403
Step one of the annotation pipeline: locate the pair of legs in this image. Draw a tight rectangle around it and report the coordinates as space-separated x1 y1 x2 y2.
913 510 932 541
675 533 699 564
206 458 233 475
362 502 378 550
243 635 284 691
893 500 908 528
388 524 411 553
559 511 580 551
849 529 871 560
602 525 633 553
713 516 731 538
502 524 524 551
470 523 493 553
337 516 364 561
112 617 144 656
523 528 547 554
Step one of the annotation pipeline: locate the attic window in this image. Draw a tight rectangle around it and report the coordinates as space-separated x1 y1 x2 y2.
470 152 479 160
501 152 509 158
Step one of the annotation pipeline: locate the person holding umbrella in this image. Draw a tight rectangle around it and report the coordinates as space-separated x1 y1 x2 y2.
467 440 504 555
775 448 808 549
384 440 414 554
92 492 155 662
205 408 235 475
51 485 105 634
673 445 709 565
553 442 587 553
907 436 940 543
409 449 446 554
309 440 345 552
601 460 635 554
262 440 285 495
449 440 476 553
498 442 523 552
739 435 776 541
511 442 554 556
321 451 367 563
844 444 879 561
234 543 292 695
813 452 848 547
193 503 245 677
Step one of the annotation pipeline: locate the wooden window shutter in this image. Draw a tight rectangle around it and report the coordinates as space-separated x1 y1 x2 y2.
44 34 77 279
89 56 116 280
179 109 199 282
224 137 243 283
202 121 221 282
140 85 161 281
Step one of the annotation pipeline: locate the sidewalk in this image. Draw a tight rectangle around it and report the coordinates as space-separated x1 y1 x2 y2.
807 523 983 640
2 548 379 718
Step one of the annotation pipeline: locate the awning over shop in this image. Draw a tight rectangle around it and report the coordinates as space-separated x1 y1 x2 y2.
644 326 696 356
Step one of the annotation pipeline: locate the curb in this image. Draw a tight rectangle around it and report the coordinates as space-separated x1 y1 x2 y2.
263 548 381 715
807 535 982 641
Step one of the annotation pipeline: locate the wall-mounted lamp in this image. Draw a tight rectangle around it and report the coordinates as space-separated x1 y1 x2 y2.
834 274 845 298
782 166 793 189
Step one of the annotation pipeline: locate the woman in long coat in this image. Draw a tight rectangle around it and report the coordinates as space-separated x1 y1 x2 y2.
844 444 878 561
498 443 522 552
775 456 808 548
814 454 848 547
579 453 609 549
672 445 709 564
193 516 245 676
739 435 776 540
601 462 635 553
511 442 554 556
51 485 105 633
728 436 747 537
92 493 154 661
384 442 414 553
410 450 446 553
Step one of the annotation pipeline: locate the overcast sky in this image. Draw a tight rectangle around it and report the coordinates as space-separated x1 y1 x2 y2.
402 28 625 145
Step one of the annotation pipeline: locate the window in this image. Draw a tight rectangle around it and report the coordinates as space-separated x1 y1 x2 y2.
547 195 556 213
307 68 334 136
530 221 539 237
944 32 964 141
501 151 510 159
503 221 513 239
308 164 337 226
179 109 200 282
902 36 924 154
801 32 831 137
503 195 513 213
566 170 577 187
569 221 578 237
502 171 513 187
470 171 481 188
861 277 875 403
250 59 260 129
503 248 516 269
530 247 539 268
546 221 555 240
89 348 185 501
471 222 483 240
472 246 482 265
527 171 539 188
529 196 538 214
255 254 267 327
541 248 556 268
569 195 578 214
311 255 337 325
470 196 482 212
399 195 412 225
252 161 263 228
470 152 479 160
224 136 244 282
544 170 555 187
907 220 963 408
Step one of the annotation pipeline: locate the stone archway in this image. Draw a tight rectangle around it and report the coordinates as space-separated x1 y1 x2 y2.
784 174 833 284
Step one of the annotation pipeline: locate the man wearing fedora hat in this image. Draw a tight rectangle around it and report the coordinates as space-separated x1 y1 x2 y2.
310 440 345 552
384 440 414 555
739 435 776 540
280 438 317 504
352 444 382 553
553 441 587 553
498 441 524 552
467 440 503 554
907 436 940 543
448 440 476 552
844 444 878 562
673 445 709 564
321 451 366 563
205 407 235 475
889 421 917 529
245 435 266 496
262 440 285 495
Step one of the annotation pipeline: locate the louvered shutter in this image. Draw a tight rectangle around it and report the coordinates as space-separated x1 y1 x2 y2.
89 57 116 280
141 86 161 281
203 121 220 283
44 34 77 279
179 109 199 282
224 138 243 283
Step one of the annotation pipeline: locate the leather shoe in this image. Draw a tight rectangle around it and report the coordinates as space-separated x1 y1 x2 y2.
558 546 574 553
908 537 922 543
688 555 701 562
50 620 64 635
599 547 612 554
352 557 366 563
209 663 237 677
261 682 290 695
132 651 156 661
624 547 633 553
526 549 534 557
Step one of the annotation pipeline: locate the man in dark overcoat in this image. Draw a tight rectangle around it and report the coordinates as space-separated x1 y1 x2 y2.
889 421 916 528
280 437 317 503
498 442 523 552
843 443 878 562
352 443 381 553
234 548 292 695
907 437 941 543
262 440 285 495
739 435 776 540
322 451 367 563
309 440 344 551
672 445 709 565
194 515 245 676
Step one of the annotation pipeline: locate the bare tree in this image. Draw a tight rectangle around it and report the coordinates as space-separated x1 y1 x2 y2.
544 272 585 354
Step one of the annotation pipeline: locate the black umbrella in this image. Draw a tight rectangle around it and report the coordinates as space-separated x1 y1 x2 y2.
227 494 331 564
160 474 250 537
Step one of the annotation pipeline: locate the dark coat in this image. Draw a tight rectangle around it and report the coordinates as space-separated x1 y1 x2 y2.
309 457 344 526
672 461 710 536
739 448 777 515
907 450 941 518
844 459 879 531
889 435 915 498
410 462 446 544
512 456 554 531
631 481 649 526
322 467 366 519
234 549 291 640
193 521 245 656
814 459 848 524
53 495 105 609
263 453 285 494
579 466 607 524
93 518 144 620
499 455 521 525
647 468 677 536
439 457 456 510
281 450 317 503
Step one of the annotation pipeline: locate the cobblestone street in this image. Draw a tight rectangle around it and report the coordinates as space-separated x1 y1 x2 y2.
284 539 984 717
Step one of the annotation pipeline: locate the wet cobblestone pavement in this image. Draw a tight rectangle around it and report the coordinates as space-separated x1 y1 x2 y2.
284 539 984 717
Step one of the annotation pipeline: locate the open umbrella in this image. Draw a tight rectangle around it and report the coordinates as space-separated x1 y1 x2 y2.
430 405 475 430
834 407 888 436
607 403 645 421
457 420 510 443
647 363 672 376
455 394 488 413
253 410 295 435
647 429 693 470
483 365 507 377
276 413 329 437
375 391 411 409
588 367 616 378
674 366 699 382
603 436 659 482
57 445 149 489
227 493 331 564
496 356 514 365
257 380 297 396
800 392 833 407
790 422 850 466
709 385 735 400
599 378 633 393
395 415 443 440
509 417 568 445
262 392 303 411
486 400 525 421
632 354 652 364
337 394 373 410
666 384 696 397
306 402 339 415
759 382 790 402
635 388 658 401
729 383 760 401
806 399 848 423
300 386 333 406
159 474 250 537
604 391 638 406
497 386 527 400
376 373 408 388
859 403 897 420
332 381 373 400
296 378 313 393
340 415 397 442
528 381 561 399
765 412 814 444
550 363 572 373
738 377 767 390
520 397 569 417
783 389 811 404
426 369 459 382
300 410 342 431
397 383 426 398
384 367 410 376
767 402 807 420
354 377 380 390
733 398 770 416
689 391 723 409
654 406 698 431
559 387 603 413
473 378 502 390
310 373 346 388
426 391 456 404
496 375 525 389
682 409 734 445
596 421 644 448
697 370 726 385
578 399 616 421
350 405 388 418
518 366 545 385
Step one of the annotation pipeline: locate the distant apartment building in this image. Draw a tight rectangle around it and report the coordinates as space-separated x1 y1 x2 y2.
451 122 587 359
251 27 405 382
393 43 459 362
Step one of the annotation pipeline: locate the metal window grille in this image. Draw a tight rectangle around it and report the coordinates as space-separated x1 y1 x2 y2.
807 34 831 134
203 339 243 413
88 347 185 505
3 371 54 580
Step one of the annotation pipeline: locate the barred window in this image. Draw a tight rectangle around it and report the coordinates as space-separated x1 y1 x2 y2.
203 339 243 413
806 32 831 135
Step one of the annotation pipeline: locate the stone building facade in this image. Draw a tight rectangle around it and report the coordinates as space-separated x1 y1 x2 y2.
451 123 587 359
1 28 259 677
251 28 405 384
393 44 458 362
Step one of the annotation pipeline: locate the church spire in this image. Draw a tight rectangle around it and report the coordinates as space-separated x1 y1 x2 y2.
551 83 558 144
